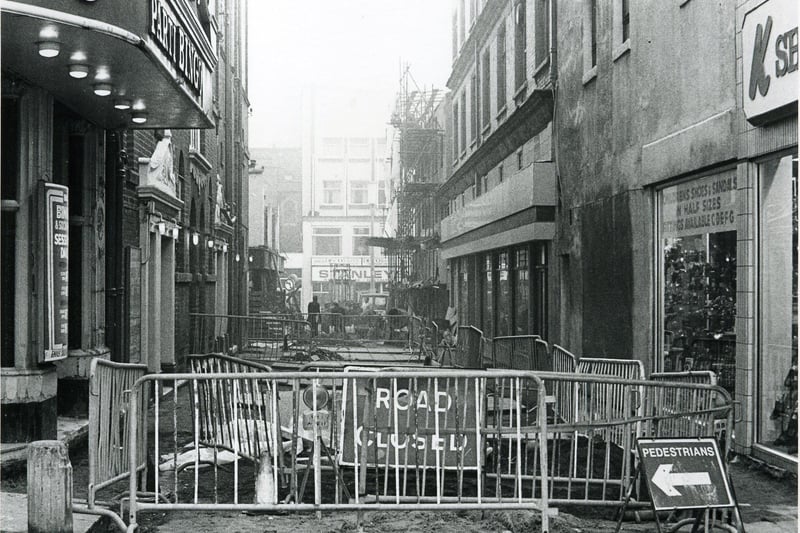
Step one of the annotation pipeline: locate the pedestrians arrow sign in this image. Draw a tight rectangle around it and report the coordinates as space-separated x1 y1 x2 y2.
637 438 735 511
651 463 712 497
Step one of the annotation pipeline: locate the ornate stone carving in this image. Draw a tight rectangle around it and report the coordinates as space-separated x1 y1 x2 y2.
146 129 175 194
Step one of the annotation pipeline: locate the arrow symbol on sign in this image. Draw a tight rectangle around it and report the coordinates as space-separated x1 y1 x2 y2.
652 464 712 497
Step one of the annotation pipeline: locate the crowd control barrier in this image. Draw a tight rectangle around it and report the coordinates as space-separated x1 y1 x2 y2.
190 313 311 359
107 362 734 533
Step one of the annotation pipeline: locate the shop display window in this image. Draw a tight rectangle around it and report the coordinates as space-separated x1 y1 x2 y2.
514 249 530 335
659 172 737 394
757 153 798 457
482 254 494 338
496 251 511 336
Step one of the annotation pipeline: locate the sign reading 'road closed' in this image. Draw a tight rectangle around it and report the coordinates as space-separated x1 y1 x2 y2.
637 438 735 511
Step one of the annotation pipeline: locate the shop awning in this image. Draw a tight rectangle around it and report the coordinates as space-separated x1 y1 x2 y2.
1 1 216 129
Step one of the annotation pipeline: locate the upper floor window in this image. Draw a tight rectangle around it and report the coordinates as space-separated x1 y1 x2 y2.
352 227 370 256
312 226 341 256
497 22 507 111
481 49 492 126
322 180 342 205
470 73 478 144
453 101 460 160
459 92 467 154
613 0 631 59
349 138 370 159
452 9 459 59
190 129 201 152
583 0 598 74
534 0 550 69
321 138 344 159
459 0 466 49
350 181 369 205
514 1 527 89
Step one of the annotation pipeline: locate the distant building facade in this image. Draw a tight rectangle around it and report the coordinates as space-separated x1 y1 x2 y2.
248 147 302 312
301 88 390 307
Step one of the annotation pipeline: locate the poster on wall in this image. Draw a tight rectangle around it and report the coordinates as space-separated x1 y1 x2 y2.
42 182 69 362
661 172 737 239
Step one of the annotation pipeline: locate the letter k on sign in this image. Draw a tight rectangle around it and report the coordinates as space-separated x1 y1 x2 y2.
749 16 772 100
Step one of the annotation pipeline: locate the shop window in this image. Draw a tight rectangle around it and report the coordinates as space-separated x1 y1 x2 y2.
482 254 494 338
312 226 341 256
514 248 530 335
583 0 598 75
758 153 798 457
352 227 370 256
496 251 511 336
532 242 548 337
659 172 737 394
1 96 19 366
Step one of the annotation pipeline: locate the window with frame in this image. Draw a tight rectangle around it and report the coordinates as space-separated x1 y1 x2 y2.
321 138 344 158
452 9 458 59
482 50 491 126
534 0 550 68
322 180 342 205
583 0 598 74
613 0 631 57
471 73 478 144
496 22 507 111
453 101 460 160
514 248 530 335
349 138 370 159
312 226 342 256
352 227 370 256
190 129 201 152
499 164 504 183
460 92 467 154
514 0 527 90
378 186 387 207
459 0 466 48
1 96 19 366
350 181 369 205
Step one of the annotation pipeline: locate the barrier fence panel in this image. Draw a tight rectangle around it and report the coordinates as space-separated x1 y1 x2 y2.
118 366 732 532
491 335 542 371
531 372 732 507
87 359 149 510
447 326 485 369
124 369 552 532
190 314 311 359
551 345 577 374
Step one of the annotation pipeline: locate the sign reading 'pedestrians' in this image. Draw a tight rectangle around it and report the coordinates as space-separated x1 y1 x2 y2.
637 438 734 511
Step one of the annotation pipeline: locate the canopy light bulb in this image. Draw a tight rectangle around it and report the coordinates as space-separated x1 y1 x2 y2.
68 64 89 79
37 41 60 58
93 82 113 97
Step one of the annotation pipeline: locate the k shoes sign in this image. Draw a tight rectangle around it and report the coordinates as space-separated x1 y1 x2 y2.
742 0 798 124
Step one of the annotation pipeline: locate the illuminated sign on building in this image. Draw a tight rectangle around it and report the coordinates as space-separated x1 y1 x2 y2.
42 183 69 362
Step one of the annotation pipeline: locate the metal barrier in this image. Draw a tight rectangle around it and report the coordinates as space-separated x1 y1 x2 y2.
113 366 732 532
490 335 544 370
551 345 577 374
649 371 726 439
190 313 311 359
445 326 485 368
125 369 553 532
75 359 149 531
534 372 733 506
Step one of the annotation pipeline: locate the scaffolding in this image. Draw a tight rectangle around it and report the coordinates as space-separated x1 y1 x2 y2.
382 66 448 319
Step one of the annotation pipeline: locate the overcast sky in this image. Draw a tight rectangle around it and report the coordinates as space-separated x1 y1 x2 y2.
246 0 452 149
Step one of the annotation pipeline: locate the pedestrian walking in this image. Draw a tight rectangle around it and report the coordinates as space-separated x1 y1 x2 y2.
307 296 320 337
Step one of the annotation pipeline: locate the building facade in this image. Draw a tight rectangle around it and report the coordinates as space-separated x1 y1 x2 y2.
1 0 248 442
438 0 557 337
301 88 390 308
248 147 302 312
554 0 797 470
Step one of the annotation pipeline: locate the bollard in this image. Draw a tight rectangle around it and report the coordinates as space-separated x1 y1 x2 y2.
254 450 276 505
28 440 73 533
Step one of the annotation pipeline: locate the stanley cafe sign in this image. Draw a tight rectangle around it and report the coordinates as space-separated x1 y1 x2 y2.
742 0 798 124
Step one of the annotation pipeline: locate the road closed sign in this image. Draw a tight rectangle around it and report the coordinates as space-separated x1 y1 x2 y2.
637 438 734 511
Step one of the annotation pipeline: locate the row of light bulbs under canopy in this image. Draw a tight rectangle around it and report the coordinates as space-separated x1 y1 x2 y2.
37 29 147 124
154 222 250 262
